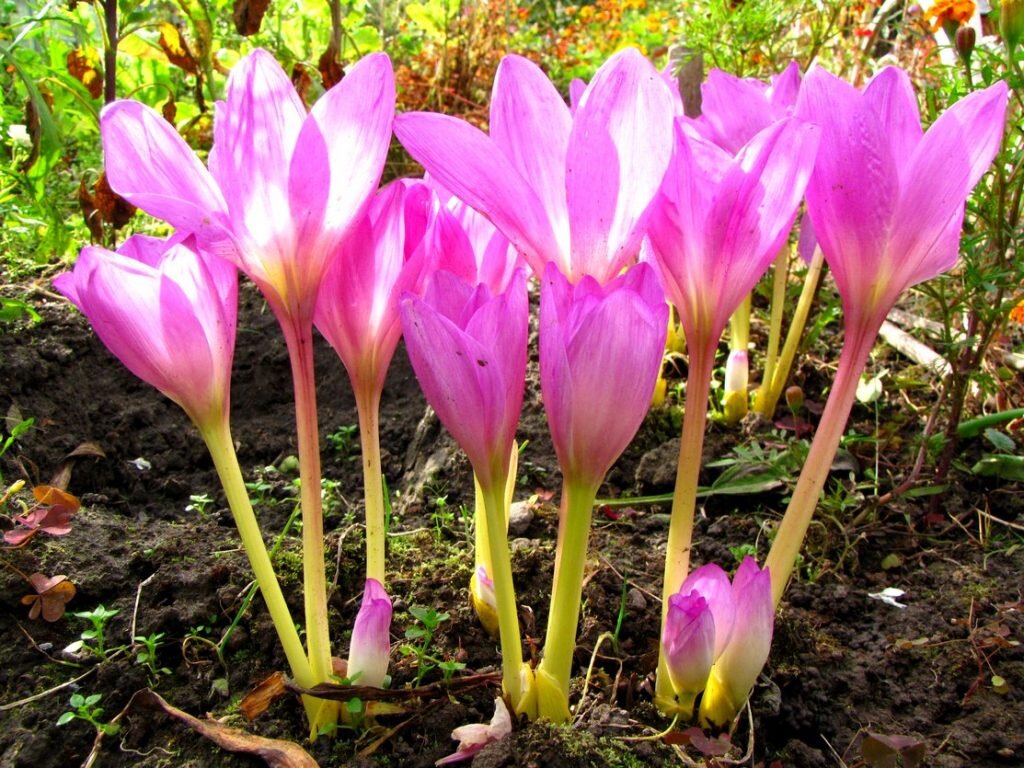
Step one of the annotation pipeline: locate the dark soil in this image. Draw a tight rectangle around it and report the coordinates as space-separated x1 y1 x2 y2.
1 285 1022 768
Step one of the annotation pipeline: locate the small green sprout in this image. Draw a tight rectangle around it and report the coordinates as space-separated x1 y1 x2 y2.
57 693 120 736
69 605 120 660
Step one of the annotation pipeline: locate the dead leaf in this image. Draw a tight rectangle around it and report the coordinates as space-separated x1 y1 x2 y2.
318 44 344 90
240 672 288 721
162 94 177 123
50 441 107 491
79 177 105 243
4 486 79 545
233 0 271 36
66 48 103 99
93 173 136 230
291 63 313 106
158 23 198 75
21 573 76 621
862 731 927 768
128 689 318 768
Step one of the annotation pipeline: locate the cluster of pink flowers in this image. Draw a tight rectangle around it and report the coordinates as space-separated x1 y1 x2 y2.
55 42 1007 755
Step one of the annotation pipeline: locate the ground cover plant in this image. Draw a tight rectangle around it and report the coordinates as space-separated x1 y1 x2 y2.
1 1 1023 766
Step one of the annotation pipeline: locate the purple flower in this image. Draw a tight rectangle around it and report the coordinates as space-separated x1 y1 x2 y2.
539 262 668 491
346 578 393 688
101 49 394 322
54 235 236 429
399 270 528 490
395 49 675 284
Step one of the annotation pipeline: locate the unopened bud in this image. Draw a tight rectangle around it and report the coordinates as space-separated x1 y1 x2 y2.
785 385 804 412
1003 0 1024 53
956 24 976 61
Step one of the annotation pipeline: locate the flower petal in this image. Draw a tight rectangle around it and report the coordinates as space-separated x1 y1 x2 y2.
395 112 559 276
490 55 572 259
347 578 393 688
101 101 229 242
566 47 675 282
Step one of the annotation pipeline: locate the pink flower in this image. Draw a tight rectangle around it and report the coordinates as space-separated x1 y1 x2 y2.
662 591 715 702
435 697 512 765
698 558 774 726
399 270 528 490
795 66 1008 335
663 558 773 723
645 117 819 351
539 262 667 491
346 578 393 688
686 62 801 154
314 180 458 398
54 235 236 429
100 49 394 322
395 48 675 284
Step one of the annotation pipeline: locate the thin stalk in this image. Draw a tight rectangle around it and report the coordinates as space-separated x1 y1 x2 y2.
479 475 525 709
654 341 715 710
755 248 824 417
536 477 600 723
279 317 337 734
199 417 316 720
354 383 386 585
755 248 790 411
764 319 878 607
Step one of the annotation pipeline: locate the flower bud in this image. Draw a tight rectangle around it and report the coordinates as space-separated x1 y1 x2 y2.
346 578 392 687
956 24 977 61
785 385 804 412
1003 0 1024 53
662 591 715 715
470 566 500 639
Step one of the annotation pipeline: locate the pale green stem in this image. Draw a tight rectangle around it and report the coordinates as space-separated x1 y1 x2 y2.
480 474 525 708
473 474 492 577
728 294 751 353
764 318 878 607
655 341 715 710
536 477 600 722
354 382 386 585
199 417 317 721
757 247 790 407
755 247 824 417
279 317 337 735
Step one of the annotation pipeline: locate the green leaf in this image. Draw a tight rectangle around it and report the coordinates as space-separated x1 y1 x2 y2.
970 454 1024 481
983 428 1016 453
69 693 85 708
56 712 76 726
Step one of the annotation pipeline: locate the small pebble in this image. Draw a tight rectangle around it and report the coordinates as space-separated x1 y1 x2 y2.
508 501 534 535
627 588 646 611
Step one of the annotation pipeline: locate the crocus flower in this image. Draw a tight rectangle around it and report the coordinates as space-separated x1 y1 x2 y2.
535 261 667 722
101 49 394 323
346 578 392 688
395 48 675 284
54 234 236 430
435 697 512 766
698 558 774 727
400 270 532 712
765 67 1008 606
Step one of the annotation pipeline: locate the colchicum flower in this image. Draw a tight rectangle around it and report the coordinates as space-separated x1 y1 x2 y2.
661 558 773 724
395 48 675 284
54 234 314 703
99 49 396 733
535 262 667 722
400 270 532 713
644 116 818 711
435 697 512 766
346 578 393 688
765 67 1007 606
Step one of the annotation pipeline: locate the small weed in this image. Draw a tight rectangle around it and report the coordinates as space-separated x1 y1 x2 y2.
134 632 171 684
399 605 465 685
327 424 359 458
57 692 120 736
68 605 121 661
184 492 214 518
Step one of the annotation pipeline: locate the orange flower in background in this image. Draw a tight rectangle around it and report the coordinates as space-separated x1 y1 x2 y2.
1009 298 1024 324
925 0 975 31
